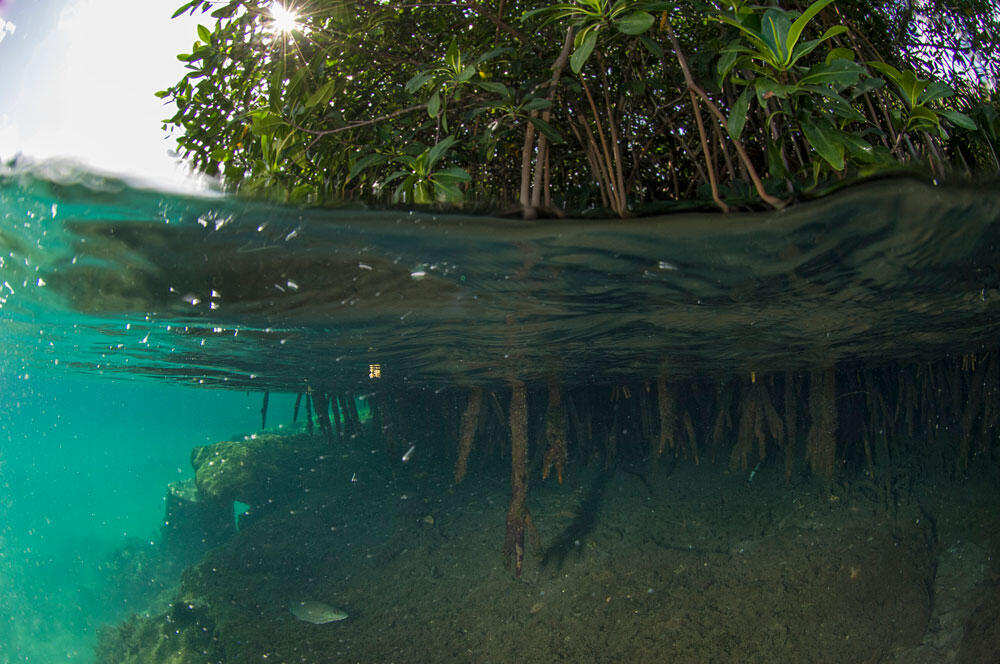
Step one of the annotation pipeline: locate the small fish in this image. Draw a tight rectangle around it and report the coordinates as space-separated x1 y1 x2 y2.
289 600 348 624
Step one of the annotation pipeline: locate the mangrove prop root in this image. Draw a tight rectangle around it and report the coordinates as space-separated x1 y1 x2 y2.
806 368 838 483
331 394 343 440
342 392 361 436
656 375 676 455
682 410 699 464
504 380 537 577
305 390 314 434
542 384 568 483
454 387 483 483
292 392 303 423
731 377 783 472
784 374 799 482
313 391 334 444
261 391 269 430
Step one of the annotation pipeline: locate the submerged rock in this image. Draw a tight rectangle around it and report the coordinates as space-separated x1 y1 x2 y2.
190 433 327 508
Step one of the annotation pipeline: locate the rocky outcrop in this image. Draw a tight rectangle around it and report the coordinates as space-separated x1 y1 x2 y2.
190 433 325 508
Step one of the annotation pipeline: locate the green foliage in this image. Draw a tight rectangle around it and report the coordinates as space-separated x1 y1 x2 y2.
523 0 656 73
716 0 845 73
159 0 1000 212
714 0 878 176
868 62 976 136
382 136 471 204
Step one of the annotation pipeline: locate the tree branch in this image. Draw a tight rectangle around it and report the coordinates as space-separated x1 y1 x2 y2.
664 21 785 210
285 105 428 151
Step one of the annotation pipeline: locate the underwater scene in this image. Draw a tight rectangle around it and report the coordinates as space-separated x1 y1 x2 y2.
1 166 999 663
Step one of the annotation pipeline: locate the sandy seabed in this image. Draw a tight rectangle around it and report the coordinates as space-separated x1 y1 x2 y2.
97 432 1000 664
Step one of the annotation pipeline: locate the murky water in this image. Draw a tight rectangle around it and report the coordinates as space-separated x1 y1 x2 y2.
4 167 999 388
1 165 999 663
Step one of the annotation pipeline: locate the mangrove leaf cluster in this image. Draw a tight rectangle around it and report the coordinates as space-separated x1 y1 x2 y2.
161 0 1000 214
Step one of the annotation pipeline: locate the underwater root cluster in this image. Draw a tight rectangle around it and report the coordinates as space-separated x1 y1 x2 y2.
260 349 999 575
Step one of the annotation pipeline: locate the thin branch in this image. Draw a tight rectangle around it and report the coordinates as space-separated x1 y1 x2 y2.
664 21 785 210
530 26 574 212
580 76 624 215
286 105 428 151
690 89 729 213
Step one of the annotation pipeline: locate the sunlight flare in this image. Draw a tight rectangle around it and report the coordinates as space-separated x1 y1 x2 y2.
267 2 300 34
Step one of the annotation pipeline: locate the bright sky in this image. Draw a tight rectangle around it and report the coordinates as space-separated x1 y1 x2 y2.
0 0 208 189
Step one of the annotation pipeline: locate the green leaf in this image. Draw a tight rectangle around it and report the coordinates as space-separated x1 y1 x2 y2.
766 140 791 180
867 61 903 86
288 147 308 170
414 180 432 204
825 47 856 64
445 39 461 72
868 62 920 108
938 109 977 130
849 76 885 99
800 119 845 170
529 117 565 144
918 81 954 106
804 89 865 122
171 1 198 19
289 183 315 202
260 134 272 165
431 178 464 202
197 24 212 43
305 79 337 109
478 81 509 96
640 35 664 59
797 60 863 87
428 91 442 118
405 70 436 94
717 45 741 82
787 25 847 69
570 29 598 74
786 0 835 55
839 133 875 162
759 8 792 67
616 11 655 35
754 77 797 101
383 170 410 187
908 105 940 127
427 135 457 169
392 174 418 203
473 47 512 65
457 64 477 84
209 147 230 162
521 97 552 112
210 2 238 19
349 153 388 180
434 166 472 182
728 87 753 139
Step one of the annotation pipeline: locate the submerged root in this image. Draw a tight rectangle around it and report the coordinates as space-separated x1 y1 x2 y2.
454 387 483 483
730 376 783 472
504 380 537 576
656 375 676 456
542 384 567 483
312 390 334 444
806 368 838 483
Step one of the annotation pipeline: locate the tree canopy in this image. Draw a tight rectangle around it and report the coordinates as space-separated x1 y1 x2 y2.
160 0 1000 216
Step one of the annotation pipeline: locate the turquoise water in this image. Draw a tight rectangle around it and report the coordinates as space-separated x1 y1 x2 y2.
2 165 999 662
0 366 295 661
